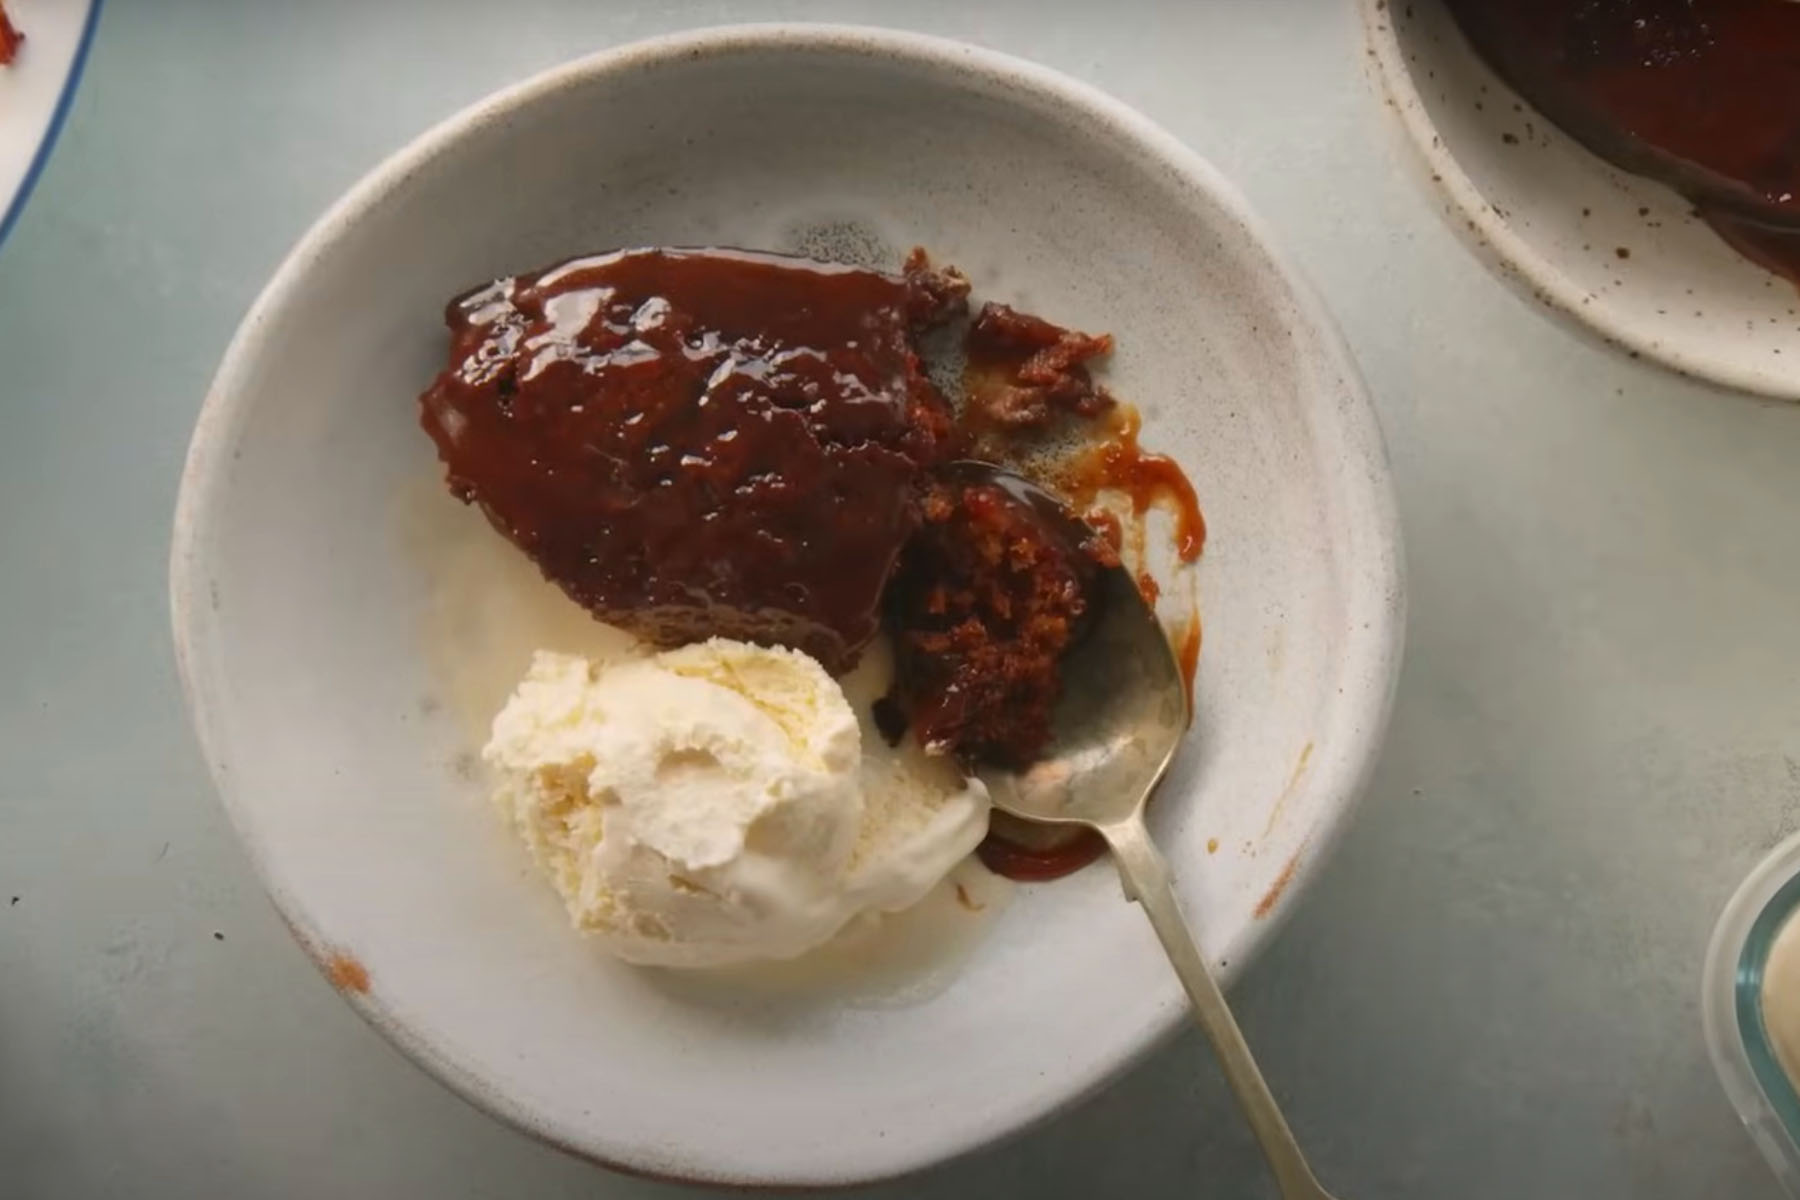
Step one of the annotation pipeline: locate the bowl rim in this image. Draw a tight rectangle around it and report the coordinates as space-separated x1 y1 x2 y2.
169 22 1405 1188
1358 0 1800 403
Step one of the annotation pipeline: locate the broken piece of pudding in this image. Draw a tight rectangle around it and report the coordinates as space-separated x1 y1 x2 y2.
419 247 968 673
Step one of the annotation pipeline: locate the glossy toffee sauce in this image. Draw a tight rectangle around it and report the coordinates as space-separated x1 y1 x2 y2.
419 248 952 673
1175 613 1202 705
1446 0 1800 283
1054 406 1206 566
977 821 1109 882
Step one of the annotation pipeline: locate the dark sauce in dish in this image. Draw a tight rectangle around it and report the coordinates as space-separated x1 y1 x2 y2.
1446 0 1800 282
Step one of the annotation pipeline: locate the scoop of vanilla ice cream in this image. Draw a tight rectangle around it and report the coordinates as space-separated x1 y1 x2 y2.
485 642 863 965
484 639 988 968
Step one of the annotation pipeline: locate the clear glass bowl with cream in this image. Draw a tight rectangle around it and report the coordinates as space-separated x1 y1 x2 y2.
1704 831 1800 1197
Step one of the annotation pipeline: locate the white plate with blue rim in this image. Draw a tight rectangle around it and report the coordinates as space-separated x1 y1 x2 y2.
0 0 100 251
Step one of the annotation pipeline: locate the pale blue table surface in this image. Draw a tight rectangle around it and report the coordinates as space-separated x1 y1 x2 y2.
4 2 1799 1197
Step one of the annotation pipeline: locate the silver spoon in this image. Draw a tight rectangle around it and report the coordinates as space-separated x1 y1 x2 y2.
969 466 1341 1200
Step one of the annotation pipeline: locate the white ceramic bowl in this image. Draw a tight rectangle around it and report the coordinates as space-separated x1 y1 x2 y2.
171 25 1403 1187
1362 0 1800 401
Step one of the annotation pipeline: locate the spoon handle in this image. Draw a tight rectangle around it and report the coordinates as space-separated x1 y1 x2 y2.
1102 819 1338 1200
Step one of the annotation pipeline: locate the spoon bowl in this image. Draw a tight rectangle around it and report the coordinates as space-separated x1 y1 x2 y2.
958 466 1188 831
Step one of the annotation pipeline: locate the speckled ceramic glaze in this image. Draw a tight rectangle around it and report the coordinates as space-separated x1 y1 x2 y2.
1363 0 1800 400
171 25 1403 1187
